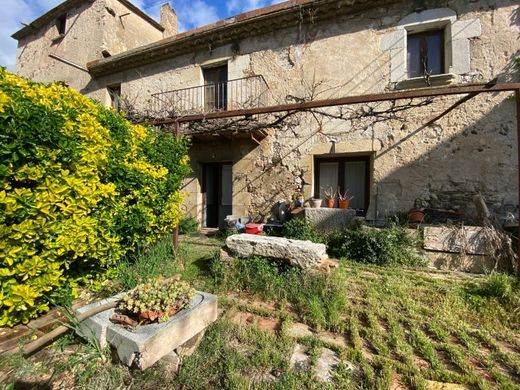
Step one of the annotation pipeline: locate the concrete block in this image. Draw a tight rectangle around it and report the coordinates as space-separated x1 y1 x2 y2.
76 291 218 369
304 208 357 230
423 226 487 255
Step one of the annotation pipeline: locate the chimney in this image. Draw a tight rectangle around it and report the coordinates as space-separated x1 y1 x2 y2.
160 3 178 38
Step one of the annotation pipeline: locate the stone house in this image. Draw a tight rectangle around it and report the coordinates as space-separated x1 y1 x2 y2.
13 0 520 228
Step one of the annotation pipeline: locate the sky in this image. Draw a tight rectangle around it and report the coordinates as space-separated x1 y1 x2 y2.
1 0 284 71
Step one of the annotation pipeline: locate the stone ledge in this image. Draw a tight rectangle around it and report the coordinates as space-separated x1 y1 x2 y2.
304 208 357 230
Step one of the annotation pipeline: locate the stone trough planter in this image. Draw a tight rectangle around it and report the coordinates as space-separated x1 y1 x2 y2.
75 291 217 370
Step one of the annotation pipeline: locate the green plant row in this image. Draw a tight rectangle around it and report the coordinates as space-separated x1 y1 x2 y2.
281 218 424 267
0 69 190 326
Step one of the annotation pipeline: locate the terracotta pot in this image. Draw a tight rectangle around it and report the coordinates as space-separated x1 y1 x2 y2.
326 198 335 208
311 198 322 208
408 208 425 223
338 199 349 209
138 303 183 323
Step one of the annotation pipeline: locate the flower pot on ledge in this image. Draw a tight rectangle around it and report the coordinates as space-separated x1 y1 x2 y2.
311 198 322 208
325 198 335 208
338 199 349 209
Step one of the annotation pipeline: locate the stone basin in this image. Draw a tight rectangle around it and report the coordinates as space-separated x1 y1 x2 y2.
75 291 217 369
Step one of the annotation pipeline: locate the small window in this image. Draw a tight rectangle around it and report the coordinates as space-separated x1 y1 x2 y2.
107 85 121 111
407 30 444 78
314 156 370 213
56 14 67 36
203 65 228 112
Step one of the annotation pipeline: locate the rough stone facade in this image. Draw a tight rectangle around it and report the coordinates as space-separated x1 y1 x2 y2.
13 0 520 226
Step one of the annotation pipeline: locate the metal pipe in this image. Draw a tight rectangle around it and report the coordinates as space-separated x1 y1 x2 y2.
48 54 89 73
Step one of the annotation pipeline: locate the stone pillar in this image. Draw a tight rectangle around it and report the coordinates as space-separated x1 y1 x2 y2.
161 3 178 38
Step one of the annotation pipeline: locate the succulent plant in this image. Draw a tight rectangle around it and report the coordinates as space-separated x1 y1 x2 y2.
117 278 195 323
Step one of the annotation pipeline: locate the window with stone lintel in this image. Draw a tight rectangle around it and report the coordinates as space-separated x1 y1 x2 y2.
381 8 481 88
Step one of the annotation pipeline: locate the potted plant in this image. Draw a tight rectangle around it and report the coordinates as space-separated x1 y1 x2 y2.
408 198 425 224
323 186 336 208
338 188 354 209
116 278 196 324
311 198 322 208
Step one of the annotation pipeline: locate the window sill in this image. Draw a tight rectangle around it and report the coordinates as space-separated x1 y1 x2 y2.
396 73 457 90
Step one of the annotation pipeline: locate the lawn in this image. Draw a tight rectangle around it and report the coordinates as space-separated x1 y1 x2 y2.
1 234 519 389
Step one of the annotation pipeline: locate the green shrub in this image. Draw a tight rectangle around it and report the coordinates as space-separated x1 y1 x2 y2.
0 69 190 326
471 273 519 303
327 226 424 267
282 217 325 243
179 216 199 235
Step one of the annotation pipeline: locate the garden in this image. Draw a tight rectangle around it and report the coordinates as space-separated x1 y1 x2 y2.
1 70 520 389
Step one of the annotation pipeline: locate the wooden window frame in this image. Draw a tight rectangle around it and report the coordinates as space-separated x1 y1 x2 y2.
56 14 67 36
314 155 371 213
407 29 445 78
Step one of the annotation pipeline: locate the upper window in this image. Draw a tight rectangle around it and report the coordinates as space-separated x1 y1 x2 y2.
203 65 228 112
407 30 444 78
56 14 67 36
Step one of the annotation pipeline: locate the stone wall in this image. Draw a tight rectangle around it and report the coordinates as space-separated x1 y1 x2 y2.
15 0 163 104
16 0 520 224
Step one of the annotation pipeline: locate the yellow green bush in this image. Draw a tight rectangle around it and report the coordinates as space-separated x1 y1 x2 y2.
0 69 190 326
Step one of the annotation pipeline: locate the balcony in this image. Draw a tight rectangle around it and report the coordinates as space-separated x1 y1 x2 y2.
150 75 269 117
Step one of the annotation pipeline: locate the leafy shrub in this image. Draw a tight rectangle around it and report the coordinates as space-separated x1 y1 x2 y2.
179 216 199 235
0 69 190 326
282 217 325 243
327 226 424 267
470 273 519 303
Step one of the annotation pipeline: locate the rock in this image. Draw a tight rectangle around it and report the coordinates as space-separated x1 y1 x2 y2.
175 329 206 357
225 234 328 269
286 322 314 338
220 248 235 263
315 347 341 382
76 291 218 370
160 351 180 373
289 343 311 371
425 380 470 390
317 331 349 349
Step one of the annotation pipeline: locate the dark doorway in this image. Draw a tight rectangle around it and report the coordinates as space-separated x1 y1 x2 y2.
202 163 232 228
203 65 228 111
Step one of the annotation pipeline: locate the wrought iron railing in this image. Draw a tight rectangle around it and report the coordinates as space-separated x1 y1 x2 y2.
150 75 269 117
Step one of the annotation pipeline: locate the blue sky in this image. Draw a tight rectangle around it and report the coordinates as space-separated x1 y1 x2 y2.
1 0 283 71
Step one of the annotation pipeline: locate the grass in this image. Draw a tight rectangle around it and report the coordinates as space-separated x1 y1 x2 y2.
1 234 520 389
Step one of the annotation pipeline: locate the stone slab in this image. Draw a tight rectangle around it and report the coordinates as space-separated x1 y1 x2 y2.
226 234 328 269
289 343 311 371
423 226 488 255
315 347 341 382
76 291 217 369
424 251 506 274
304 208 357 231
